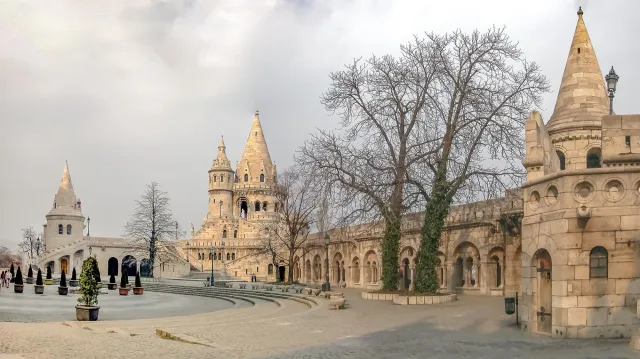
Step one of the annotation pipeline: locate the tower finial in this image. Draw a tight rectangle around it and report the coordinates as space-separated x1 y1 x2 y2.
255 109 259 118
577 6 583 17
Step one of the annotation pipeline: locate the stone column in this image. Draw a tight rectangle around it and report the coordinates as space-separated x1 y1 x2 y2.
473 263 479 288
409 265 415 291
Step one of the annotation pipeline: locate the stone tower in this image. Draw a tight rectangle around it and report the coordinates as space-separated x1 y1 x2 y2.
44 162 85 252
545 7 610 170
208 136 235 219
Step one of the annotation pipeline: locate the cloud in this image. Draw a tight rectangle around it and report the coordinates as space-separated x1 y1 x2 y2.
0 0 639 250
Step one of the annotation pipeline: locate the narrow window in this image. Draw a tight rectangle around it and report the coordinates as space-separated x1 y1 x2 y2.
262 202 268 211
590 246 608 278
226 253 231 261
232 253 235 260
257 267 259 273
58 224 63 234
268 264 273 275
213 175 217 182
244 174 248 182
222 230 227 238
255 201 260 211
626 136 631 146
577 48 580 54
556 150 566 170
66 224 72 235
233 230 237 238
260 174 265 182
209 253 213 260
220 175 224 183
586 148 602 169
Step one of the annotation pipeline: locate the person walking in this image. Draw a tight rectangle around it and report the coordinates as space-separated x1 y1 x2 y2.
0 271 4 288
5 270 11 287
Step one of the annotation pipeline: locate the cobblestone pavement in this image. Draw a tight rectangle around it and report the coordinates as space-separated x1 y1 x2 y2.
0 287 637 359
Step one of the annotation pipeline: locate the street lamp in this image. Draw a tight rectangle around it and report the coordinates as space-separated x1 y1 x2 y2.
323 233 330 292
88 245 92 256
210 246 215 287
186 241 190 263
87 217 91 236
605 66 619 115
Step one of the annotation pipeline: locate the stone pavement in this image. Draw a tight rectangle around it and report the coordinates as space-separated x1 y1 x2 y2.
0 286 637 359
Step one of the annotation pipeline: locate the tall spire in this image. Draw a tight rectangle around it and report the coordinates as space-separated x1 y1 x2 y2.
212 135 231 170
238 110 274 183
546 7 609 134
49 161 81 215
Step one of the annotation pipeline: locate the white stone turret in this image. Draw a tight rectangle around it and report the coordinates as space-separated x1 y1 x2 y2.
44 162 85 252
208 136 234 219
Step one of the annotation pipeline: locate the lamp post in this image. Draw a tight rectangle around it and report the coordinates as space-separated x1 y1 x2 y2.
87 217 91 236
323 233 330 292
210 246 215 287
88 245 92 257
605 66 619 115
186 241 190 263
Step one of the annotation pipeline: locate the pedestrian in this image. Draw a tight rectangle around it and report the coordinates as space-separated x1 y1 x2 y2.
5 270 11 287
0 271 3 288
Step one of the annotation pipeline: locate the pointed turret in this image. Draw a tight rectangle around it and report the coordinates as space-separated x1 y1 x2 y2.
237 110 274 183
212 136 232 170
52 161 78 210
546 7 609 134
45 161 85 252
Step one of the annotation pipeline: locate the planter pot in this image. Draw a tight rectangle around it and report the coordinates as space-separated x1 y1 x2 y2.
75 305 100 321
119 287 129 296
44 279 53 285
26 277 35 284
107 283 117 290
58 286 68 295
34 285 45 294
133 287 144 295
69 279 79 287
14 284 24 293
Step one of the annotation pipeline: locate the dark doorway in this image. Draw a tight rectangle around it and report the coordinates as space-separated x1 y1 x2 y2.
240 200 248 219
278 266 286 282
108 257 118 276
403 258 410 290
140 259 152 277
122 255 137 276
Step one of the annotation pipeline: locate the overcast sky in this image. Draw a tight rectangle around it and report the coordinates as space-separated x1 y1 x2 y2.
1 0 638 251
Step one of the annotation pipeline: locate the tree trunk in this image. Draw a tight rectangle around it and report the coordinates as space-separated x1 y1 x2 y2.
288 252 295 283
381 213 401 290
413 175 451 293
149 232 156 278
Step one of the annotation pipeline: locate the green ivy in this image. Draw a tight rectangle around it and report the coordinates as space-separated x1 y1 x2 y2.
380 215 401 290
78 257 99 307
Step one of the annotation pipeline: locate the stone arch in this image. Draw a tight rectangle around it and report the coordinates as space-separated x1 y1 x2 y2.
140 258 152 277
122 255 137 277
586 147 602 169
488 246 505 288
351 256 360 284
108 257 118 276
313 254 322 281
364 250 378 284
58 255 69 274
532 248 553 334
305 259 312 282
254 201 261 211
238 197 248 219
332 252 343 283
293 256 301 281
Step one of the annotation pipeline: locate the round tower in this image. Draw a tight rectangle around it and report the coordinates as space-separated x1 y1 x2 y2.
208 136 235 219
44 162 85 252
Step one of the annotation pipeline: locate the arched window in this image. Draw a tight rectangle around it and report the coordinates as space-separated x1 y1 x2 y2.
556 150 566 170
217 253 221 260
590 246 608 278
213 175 217 182
255 201 261 211
260 174 265 182
268 264 274 275
209 252 213 260
58 224 63 234
66 224 72 235
233 230 237 238
222 230 227 238
220 175 224 182
231 253 235 260
586 148 602 169
262 202 268 211
243 174 248 182
226 253 231 261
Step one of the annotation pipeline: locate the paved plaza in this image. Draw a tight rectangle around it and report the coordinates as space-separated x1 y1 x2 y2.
0 283 637 358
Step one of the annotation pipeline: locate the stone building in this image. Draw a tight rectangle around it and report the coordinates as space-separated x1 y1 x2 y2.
519 8 640 338
35 162 190 279
176 111 283 282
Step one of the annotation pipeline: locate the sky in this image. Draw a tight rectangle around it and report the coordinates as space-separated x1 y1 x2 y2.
0 0 638 251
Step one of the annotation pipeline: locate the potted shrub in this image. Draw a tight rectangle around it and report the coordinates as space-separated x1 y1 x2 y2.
9 264 15 283
13 267 24 293
133 271 144 295
69 268 79 287
94 266 102 289
26 266 34 284
58 269 68 295
76 257 100 321
107 273 117 290
44 265 53 285
119 270 129 296
34 269 45 294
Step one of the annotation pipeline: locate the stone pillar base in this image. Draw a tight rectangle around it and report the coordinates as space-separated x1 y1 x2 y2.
630 331 640 350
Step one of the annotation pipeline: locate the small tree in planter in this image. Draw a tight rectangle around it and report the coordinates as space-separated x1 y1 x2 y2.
107 273 117 290
34 269 44 294
58 269 68 295
9 264 15 283
76 257 100 321
133 270 144 295
26 266 34 284
13 267 24 293
69 268 79 287
44 265 53 285
119 270 129 296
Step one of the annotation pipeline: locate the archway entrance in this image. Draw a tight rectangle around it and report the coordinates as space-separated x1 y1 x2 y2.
278 266 286 282
108 257 119 276
454 258 464 287
534 249 552 334
492 256 501 287
122 255 137 276
402 258 410 290
60 258 68 274
239 199 248 219
140 259 152 277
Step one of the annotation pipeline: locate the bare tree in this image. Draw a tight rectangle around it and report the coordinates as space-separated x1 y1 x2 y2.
0 246 20 268
257 168 321 283
18 226 44 260
123 182 180 277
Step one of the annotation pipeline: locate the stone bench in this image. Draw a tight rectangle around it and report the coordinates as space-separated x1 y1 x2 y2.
251 284 260 290
322 291 344 299
264 285 274 291
328 298 346 310
225 283 233 289
239 283 247 289
293 287 304 294
311 288 321 296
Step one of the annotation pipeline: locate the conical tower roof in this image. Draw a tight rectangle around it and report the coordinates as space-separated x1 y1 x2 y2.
212 136 232 170
546 7 609 134
47 161 83 217
237 110 274 183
